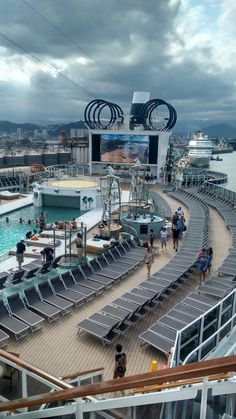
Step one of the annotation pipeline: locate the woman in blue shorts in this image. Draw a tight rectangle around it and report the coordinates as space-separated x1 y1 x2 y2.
198 253 208 285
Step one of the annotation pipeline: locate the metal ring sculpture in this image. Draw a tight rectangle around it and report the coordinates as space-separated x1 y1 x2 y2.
140 99 177 131
84 99 124 129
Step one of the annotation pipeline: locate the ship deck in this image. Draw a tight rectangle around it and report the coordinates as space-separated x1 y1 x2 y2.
4 186 231 381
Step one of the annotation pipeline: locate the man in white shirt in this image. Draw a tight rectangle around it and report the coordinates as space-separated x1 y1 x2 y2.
177 207 184 217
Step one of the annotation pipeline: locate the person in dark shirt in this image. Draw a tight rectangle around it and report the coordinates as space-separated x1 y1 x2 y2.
40 247 54 262
172 224 180 252
25 231 33 240
172 212 179 226
113 344 127 379
149 229 154 248
16 238 26 269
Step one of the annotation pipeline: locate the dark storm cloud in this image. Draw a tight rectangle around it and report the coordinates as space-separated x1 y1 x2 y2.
0 0 234 123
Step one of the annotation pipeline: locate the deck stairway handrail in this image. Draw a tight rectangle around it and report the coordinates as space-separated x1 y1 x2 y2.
61 367 104 381
0 355 235 414
0 349 72 391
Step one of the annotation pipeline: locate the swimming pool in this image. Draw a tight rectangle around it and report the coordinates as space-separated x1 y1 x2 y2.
0 205 85 256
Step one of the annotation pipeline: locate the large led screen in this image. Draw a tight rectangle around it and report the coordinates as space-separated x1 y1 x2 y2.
100 134 149 163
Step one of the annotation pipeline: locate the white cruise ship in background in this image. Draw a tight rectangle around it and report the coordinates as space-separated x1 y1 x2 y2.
187 131 214 167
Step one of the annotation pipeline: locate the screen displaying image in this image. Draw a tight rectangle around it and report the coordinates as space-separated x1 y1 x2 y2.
100 134 149 163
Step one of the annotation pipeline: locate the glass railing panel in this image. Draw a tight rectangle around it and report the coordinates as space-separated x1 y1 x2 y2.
91 395 202 419
221 310 233 327
201 336 217 358
219 322 231 341
223 294 234 312
207 389 236 419
203 323 218 342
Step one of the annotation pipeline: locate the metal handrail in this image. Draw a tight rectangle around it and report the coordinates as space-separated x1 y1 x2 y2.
0 355 236 413
172 288 236 367
183 313 236 365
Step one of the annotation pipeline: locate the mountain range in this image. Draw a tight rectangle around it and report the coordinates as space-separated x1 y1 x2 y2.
0 119 236 138
173 121 236 138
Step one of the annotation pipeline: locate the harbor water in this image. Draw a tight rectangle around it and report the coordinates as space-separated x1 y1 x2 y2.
210 151 236 192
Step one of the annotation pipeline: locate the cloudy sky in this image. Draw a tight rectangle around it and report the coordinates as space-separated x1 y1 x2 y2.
0 0 235 124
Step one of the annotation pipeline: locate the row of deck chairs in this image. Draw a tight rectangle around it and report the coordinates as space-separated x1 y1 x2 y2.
151 190 172 220
76 190 209 344
0 239 145 346
0 258 61 290
138 189 211 355
196 188 236 297
0 176 20 190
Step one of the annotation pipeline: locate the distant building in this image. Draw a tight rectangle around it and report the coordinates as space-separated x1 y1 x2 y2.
16 128 22 138
70 128 86 139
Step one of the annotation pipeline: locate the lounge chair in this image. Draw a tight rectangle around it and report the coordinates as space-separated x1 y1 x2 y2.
0 272 9 290
23 287 60 322
37 282 73 315
50 276 85 307
0 300 29 340
76 318 119 344
71 269 105 293
79 265 114 288
7 294 44 332
100 305 130 322
139 330 173 355
0 329 10 347
89 313 120 329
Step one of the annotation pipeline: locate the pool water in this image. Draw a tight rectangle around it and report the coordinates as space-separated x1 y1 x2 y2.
0 205 85 256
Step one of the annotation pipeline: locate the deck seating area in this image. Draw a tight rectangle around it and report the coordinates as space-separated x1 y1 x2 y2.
197 188 236 278
151 190 173 219
2 259 61 289
139 189 211 354
0 238 145 343
0 176 20 191
76 189 209 344
139 188 236 357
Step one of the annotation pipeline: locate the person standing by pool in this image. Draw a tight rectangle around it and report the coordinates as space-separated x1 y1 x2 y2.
16 238 26 270
5 217 9 223
144 246 154 277
40 247 54 263
75 233 83 260
39 212 46 229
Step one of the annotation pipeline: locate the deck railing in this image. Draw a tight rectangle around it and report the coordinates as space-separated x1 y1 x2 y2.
172 288 236 367
201 179 236 204
0 355 235 418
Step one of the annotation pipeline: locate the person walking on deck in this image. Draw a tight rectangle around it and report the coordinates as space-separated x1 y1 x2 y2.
113 344 127 379
177 217 184 240
198 251 208 285
149 229 155 248
206 247 213 274
172 224 180 252
160 227 168 251
144 246 154 277
172 211 179 226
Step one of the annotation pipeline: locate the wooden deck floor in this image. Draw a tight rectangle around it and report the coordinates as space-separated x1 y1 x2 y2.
6 189 231 381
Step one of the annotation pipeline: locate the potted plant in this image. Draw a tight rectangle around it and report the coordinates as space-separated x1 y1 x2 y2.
82 196 88 208
87 197 94 208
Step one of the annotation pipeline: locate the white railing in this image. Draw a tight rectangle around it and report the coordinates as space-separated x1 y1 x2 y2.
0 374 236 418
172 289 236 367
